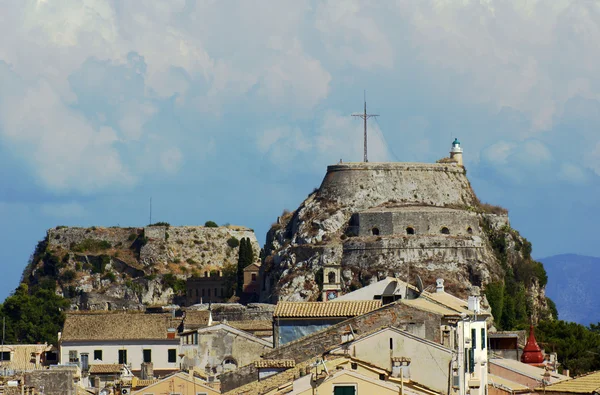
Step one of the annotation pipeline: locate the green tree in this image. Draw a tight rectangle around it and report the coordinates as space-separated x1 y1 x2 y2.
0 283 70 344
204 220 218 228
236 238 253 296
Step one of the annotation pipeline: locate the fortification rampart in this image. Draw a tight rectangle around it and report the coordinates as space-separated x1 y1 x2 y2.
354 206 481 237
318 162 476 209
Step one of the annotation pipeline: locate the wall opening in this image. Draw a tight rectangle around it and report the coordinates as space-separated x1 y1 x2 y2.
467 227 473 234
328 271 336 284
371 227 380 236
441 227 450 235
406 227 415 235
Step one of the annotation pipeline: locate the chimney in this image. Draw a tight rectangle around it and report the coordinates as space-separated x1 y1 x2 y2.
167 328 176 339
436 279 445 293
468 286 481 313
141 362 154 379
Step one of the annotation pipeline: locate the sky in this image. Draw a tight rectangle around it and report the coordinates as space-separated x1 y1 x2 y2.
1 0 600 301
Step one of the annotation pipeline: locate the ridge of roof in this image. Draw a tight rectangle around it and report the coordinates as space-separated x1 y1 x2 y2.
273 300 382 318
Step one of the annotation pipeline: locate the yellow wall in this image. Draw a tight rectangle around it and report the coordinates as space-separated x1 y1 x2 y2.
296 371 401 395
132 373 220 395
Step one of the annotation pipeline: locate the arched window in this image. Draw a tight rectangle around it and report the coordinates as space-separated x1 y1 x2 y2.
372 227 380 236
467 227 473 234
406 227 415 235
441 227 450 235
328 271 336 284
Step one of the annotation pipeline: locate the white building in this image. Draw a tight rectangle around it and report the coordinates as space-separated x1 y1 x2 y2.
59 312 180 379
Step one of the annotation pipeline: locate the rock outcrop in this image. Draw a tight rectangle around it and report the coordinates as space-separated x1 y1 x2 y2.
25 225 259 310
260 162 551 323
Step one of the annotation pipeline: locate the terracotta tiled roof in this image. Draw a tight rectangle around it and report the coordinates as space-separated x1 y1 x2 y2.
88 364 123 374
0 344 51 372
254 359 295 368
61 312 177 341
224 358 339 395
183 310 211 329
227 320 272 332
541 370 600 393
273 300 382 318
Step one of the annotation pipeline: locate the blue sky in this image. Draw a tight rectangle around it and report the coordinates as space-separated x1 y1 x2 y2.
1 1 600 301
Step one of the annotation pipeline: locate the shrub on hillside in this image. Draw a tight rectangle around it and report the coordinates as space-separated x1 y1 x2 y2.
205 221 218 228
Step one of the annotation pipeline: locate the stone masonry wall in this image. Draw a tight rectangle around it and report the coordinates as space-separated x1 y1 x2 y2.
319 162 477 209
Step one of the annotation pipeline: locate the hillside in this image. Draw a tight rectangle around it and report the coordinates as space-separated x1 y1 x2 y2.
23 224 259 310
540 254 600 325
260 162 553 325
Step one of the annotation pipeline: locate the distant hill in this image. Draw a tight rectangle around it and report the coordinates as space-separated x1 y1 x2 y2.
539 254 600 325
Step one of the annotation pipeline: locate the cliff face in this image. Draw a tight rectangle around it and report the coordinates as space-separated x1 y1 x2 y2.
260 162 551 324
26 225 259 310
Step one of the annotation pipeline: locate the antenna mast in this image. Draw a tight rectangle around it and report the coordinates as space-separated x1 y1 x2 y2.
352 91 379 162
149 197 152 225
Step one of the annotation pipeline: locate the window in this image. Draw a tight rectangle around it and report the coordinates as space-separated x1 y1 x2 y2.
118 349 127 365
441 227 450 234
371 227 380 236
208 288 211 297
0 352 10 361
143 349 152 363
80 353 89 371
389 338 393 350
406 227 415 235
328 271 336 284
251 273 257 282
196 289 198 297
215 288 218 297
69 350 78 363
471 328 477 350
45 351 58 362
202 289 205 297
467 227 473 234
481 328 486 350
379 373 386 380
334 385 356 395
93 350 102 361
168 349 177 363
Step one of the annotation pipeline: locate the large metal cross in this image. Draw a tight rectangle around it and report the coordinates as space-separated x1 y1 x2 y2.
352 92 379 162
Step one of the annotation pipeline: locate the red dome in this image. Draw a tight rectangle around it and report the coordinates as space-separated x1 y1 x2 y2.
521 325 544 364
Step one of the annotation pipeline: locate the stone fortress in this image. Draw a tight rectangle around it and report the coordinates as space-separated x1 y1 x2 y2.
260 138 526 308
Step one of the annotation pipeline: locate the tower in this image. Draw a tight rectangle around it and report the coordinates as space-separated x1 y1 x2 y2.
322 263 341 301
450 138 463 166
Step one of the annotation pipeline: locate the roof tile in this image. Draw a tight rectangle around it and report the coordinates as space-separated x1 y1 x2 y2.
273 300 382 318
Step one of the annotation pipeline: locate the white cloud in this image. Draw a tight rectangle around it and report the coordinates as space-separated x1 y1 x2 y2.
0 72 133 193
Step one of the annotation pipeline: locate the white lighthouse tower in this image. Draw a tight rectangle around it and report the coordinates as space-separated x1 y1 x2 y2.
450 138 463 166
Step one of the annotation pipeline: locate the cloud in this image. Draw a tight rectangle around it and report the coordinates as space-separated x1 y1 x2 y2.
258 111 391 172
0 63 133 193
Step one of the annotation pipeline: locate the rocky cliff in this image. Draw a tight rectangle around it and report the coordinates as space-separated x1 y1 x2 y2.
24 225 259 310
260 162 552 324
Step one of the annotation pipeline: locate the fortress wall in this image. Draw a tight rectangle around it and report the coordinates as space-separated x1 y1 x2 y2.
357 209 480 237
319 162 476 209
48 227 139 250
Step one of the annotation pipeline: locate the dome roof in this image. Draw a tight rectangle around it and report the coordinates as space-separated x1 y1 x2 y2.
521 325 544 364
452 138 461 146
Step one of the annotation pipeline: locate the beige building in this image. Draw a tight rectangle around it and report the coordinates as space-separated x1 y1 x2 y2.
59 312 180 378
0 343 55 373
132 371 220 395
327 326 453 394
180 323 272 376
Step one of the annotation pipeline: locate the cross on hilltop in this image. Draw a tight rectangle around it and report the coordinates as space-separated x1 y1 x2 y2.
352 91 379 162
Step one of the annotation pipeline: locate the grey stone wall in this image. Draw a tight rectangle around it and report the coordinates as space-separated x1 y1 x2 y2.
356 207 481 237
25 369 77 395
319 162 476 209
